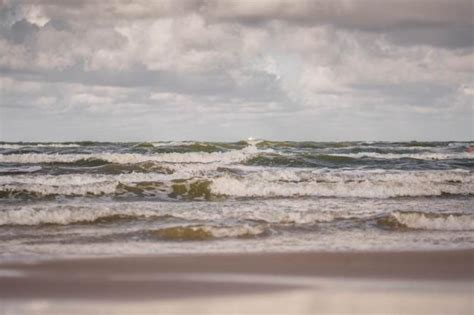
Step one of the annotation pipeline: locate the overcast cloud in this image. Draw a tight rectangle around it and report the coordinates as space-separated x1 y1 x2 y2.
0 0 472 141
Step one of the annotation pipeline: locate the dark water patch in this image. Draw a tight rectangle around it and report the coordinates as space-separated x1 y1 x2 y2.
244 153 317 168
341 147 428 154
216 167 246 175
169 180 213 200
97 162 173 175
24 161 174 175
150 226 214 241
0 189 50 201
405 141 450 147
146 142 247 153
311 154 359 164
148 224 269 241
256 141 359 150
44 157 111 167
244 151 472 170
0 165 42 174
133 142 155 149
72 213 175 225
447 160 474 170
2 214 176 228
0 187 109 201
0 181 167 201
245 153 362 168
116 182 167 197
126 141 250 154
0 148 44 155
153 143 225 153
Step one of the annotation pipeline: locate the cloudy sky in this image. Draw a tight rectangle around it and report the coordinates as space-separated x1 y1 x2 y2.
0 0 472 141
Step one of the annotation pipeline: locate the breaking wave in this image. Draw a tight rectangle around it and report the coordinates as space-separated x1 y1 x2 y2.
150 224 268 241
0 205 169 226
0 143 81 149
209 170 473 198
0 173 172 198
1 169 472 200
0 145 263 165
378 211 474 231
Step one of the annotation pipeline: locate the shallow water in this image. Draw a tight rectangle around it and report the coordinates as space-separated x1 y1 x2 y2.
0 140 473 260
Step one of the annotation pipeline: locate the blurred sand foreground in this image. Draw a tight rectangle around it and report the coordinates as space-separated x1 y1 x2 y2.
0 250 472 314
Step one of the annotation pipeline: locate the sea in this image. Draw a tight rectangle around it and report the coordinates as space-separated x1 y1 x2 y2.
0 140 473 261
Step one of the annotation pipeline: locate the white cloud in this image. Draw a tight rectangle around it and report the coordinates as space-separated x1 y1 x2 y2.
0 0 472 141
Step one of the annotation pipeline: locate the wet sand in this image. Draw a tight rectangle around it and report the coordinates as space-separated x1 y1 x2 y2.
0 249 473 314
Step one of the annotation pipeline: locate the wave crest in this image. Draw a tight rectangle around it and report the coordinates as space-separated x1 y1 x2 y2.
0 205 169 226
1 170 472 200
378 211 474 231
209 170 473 198
0 145 263 165
150 224 267 241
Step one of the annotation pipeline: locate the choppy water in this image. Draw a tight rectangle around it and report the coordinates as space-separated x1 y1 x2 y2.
0 140 473 260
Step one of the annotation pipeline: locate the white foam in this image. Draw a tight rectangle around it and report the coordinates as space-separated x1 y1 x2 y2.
0 145 264 164
391 212 474 230
0 204 160 226
0 199 360 226
0 144 80 149
1 169 472 198
0 172 173 196
209 170 474 198
1 199 473 259
150 141 198 147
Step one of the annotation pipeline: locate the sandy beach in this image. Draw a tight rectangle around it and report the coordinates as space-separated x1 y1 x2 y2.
1 249 473 314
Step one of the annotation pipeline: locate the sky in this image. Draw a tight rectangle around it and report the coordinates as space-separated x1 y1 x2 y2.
0 0 473 142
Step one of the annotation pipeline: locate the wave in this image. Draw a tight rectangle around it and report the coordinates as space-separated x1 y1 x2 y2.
245 153 360 168
98 162 173 174
0 166 42 174
152 142 240 153
0 173 174 198
44 158 174 175
254 141 467 150
1 199 472 238
0 145 263 165
256 141 359 149
209 170 473 198
0 199 366 228
151 141 197 147
150 224 267 241
377 211 474 231
57 157 111 167
1 169 472 200
134 142 227 152
0 143 81 149
327 152 474 160
0 205 170 226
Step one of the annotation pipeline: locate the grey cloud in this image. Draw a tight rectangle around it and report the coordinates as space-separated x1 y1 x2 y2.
0 0 472 141
9 19 39 43
388 26 473 49
6 0 472 48
0 64 286 103
351 82 456 106
204 0 473 48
